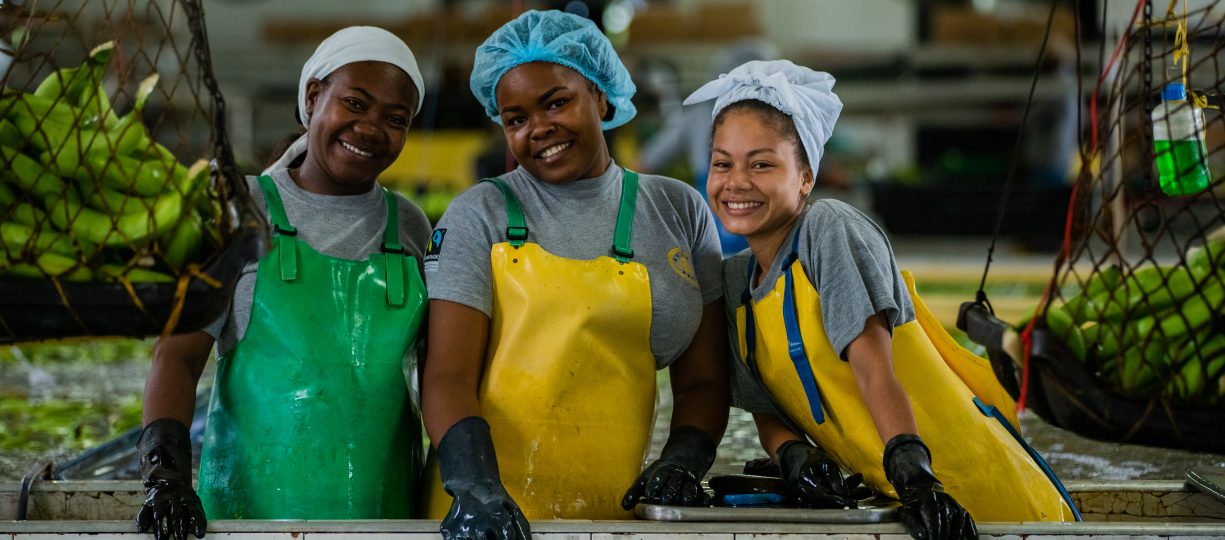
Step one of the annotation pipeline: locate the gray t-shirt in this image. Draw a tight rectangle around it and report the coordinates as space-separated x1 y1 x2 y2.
722 199 915 414
425 162 723 368
203 168 433 354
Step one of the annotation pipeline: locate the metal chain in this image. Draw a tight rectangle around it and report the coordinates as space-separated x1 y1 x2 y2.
1143 0 1154 164
177 0 253 236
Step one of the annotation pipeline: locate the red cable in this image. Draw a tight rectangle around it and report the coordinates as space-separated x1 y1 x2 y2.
1019 0 1145 410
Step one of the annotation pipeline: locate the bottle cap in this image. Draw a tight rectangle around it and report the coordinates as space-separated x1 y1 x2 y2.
1162 82 1187 101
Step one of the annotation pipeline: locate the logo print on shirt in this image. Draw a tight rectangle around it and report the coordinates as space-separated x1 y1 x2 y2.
424 228 446 272
668 247 698 288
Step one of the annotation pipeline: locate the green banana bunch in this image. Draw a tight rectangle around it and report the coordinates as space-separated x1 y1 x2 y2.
42 160 205 247
1 42 217 284
8 74 159 179
1030 235 1225 402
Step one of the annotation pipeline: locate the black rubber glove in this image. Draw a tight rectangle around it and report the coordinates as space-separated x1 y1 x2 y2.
136 418 206 540
438 416 530 540
884 434 977 540
777 440 869 509
621 426 716 509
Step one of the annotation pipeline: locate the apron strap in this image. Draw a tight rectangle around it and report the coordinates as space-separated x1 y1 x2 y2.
379 189 407 307
482 178 528 247
483 169 638 261
741 230 826 425
972 397 1083 521
255 175 298 282
611 169 639 263
742 258 767 385
781 230 825 424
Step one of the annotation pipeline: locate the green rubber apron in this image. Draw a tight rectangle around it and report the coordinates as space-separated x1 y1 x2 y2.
198 175 427 519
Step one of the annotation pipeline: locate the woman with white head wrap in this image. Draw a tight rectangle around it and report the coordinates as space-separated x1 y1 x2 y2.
693 60 1077 540
137 26 433 537
420 10 728 539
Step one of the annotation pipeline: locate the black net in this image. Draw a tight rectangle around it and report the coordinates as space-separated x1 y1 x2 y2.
990 0 1225 452
0 0 261 343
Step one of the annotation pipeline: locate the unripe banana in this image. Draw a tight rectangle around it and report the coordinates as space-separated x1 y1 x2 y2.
7 203 47 227
1128 266 1197 316
0 145 66 198
43 160 205 246
1166 345 1225 403
161 213 203 273
89 153 176 196
0 182 14 208
1117 341 1161 396
0 118 19 147
32 41 115 129
0 91 80 126
1066 265 1122 323
1085 265 1124 298
1 221 76 256
82 184 149 215
1187 238 1225 277
1167 356 1204 402
1082 322 1121 360
1129 275 1224 342
98 264 174 283
3 252 91 281
1180 333 1225 369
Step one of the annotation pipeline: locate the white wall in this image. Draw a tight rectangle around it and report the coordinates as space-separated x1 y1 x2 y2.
756 0 915 54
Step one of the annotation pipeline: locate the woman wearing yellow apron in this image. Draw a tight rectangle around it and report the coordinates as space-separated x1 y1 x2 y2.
686 60 1080 540
136 27 430 540
420 10 728 540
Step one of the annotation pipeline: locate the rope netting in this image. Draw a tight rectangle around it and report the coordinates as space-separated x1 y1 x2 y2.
1031 0 1225 414
0 0 260 342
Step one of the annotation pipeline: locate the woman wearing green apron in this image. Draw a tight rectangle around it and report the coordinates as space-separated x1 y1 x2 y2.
687 60 1079 540
136 27 430 540
420 10 728 540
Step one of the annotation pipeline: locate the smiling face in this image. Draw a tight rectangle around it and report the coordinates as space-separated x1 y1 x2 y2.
296 61 418 195
494 62 610 184
707 103 812 247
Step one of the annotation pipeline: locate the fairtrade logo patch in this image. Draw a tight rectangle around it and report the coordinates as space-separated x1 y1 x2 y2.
424 228 445 272
668 247 698 288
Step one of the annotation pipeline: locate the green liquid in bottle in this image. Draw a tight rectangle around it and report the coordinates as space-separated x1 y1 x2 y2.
1154 139 1211 196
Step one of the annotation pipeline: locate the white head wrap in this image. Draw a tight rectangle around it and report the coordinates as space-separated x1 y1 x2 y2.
263 26 424 174
683 60 842 176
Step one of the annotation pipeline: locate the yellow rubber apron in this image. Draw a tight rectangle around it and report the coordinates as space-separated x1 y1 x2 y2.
199 175 427 519
424 170 657 520
736 233 1078 522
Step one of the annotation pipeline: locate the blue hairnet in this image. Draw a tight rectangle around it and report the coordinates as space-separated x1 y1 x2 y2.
470 10 636 130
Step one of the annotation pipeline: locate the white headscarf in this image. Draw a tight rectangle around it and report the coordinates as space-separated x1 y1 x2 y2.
683 60 842 176
263 26 424 174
